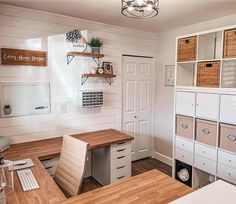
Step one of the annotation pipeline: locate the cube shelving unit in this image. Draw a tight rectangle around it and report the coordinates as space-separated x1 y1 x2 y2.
173 25 236 189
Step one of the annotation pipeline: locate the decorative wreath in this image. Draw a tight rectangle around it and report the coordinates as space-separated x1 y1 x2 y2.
66 29 87 52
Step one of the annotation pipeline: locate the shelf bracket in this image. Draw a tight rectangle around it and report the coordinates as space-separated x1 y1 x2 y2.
92 57 102 67
104 77 112 85
81 76 89 85
67 55 75 65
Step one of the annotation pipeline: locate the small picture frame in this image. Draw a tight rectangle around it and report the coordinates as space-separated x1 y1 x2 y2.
102 62 113 75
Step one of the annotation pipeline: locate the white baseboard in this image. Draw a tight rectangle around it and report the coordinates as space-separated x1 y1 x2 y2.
152 151 173 167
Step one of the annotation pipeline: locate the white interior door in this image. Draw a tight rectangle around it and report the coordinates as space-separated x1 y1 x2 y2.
122 56 153 161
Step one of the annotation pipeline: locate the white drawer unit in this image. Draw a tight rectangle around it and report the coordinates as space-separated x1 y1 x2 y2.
196 93 219 120
194 155 216 174
175 148 193 165
175 137 194 153
217 164 236 184
218 150 236 169
220 94 236 124
110 141 131 184
195 143 217 161
176 92 195 117
92 141 132 185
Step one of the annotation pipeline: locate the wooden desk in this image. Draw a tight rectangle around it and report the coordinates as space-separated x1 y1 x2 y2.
61 170 193 204
5 129 133 204
4 129 192 204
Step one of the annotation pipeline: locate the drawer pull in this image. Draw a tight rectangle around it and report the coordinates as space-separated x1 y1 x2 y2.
117 156 125 159
117 142 126 145
181 124 188 129
202 163 206 166
117 165 125 170
117 176 125 180
45 166 54 170
185 39 190 43
227 134 236 142
229 159 232 162
182 155 185 158
202 128 210 135
228 173 231 176
117 149 126 152
41 158 53 162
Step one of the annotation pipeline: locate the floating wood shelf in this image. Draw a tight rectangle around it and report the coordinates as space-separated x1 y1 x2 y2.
67 51 104 65
81 74 116 85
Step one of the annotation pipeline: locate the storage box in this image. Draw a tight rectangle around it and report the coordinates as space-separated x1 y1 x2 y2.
196 119 217 147
197 61 220 87
220 123 236 153
176 115 194 140
224 29 236 59
177 36 197 62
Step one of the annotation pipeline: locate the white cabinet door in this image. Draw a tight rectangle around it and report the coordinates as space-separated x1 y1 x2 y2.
196 93 219 120
220 94 236 124
123 56 153 161
176 92 195 116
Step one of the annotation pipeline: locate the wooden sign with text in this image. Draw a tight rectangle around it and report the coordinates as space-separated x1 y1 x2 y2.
1 48 47 66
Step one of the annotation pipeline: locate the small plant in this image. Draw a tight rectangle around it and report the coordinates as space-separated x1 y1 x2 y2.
88 37 103 48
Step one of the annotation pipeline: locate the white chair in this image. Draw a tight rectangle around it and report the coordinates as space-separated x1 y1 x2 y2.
54 135 88 197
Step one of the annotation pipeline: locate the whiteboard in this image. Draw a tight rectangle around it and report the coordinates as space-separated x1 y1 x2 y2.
1 83 50 117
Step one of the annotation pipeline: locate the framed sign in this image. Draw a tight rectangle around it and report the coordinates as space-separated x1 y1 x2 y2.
1 48 47 66
165 65 175 86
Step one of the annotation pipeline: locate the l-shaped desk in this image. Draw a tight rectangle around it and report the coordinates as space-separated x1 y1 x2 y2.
4 129 192 204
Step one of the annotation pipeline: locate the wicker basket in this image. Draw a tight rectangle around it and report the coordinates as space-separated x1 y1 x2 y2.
177 36 197 62
224 29 236 58
197 61 220 88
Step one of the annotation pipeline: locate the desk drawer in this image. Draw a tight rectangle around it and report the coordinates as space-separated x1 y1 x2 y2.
175 148 193 165
111 164 131 183
194 155 216 174
175 137 194 153
41 156 59 168
111 154 131 169
111 146 131 158
217 164 236 184
195 143 217 161
218 150 236 169
111 141 131 152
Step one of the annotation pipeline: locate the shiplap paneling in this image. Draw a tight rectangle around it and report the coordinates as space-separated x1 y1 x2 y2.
0 4 157 144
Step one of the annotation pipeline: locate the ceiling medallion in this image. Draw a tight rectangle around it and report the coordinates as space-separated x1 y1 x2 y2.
121 0 159 19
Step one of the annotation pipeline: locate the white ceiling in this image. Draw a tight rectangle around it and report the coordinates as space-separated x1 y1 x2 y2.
1 0 236 33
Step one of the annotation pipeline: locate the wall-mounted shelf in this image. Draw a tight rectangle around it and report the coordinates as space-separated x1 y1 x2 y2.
67 52 104 65
81 74 116 85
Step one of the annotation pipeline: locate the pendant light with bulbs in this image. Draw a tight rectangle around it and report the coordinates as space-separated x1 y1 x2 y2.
121 0 159 19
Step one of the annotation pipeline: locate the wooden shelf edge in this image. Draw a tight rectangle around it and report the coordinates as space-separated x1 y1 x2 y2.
82 74 116 78
67 52 104 58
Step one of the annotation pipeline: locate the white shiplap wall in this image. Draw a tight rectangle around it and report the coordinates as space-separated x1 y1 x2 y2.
0 4 158 144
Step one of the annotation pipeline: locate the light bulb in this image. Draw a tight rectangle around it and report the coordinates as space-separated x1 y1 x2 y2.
146 4 153 11
127 6 134 11
136 0 144 5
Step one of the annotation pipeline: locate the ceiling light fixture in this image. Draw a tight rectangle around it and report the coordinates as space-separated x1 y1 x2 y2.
121 0 159 19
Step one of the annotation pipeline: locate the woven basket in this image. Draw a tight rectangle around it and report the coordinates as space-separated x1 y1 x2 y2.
197 61 220 88
177 36 197 62
224 29 236 58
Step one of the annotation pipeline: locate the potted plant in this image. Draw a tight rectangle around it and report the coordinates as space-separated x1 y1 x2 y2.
88 37 103 54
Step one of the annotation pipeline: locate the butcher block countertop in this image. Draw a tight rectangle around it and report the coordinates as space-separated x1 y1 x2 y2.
4 129 192 204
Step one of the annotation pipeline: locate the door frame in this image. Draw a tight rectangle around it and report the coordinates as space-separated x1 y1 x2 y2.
120 54 156 160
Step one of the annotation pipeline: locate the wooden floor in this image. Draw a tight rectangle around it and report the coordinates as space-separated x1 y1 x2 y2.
80 157 172 193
